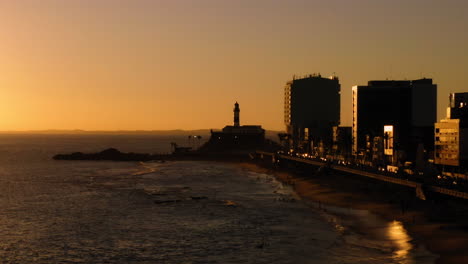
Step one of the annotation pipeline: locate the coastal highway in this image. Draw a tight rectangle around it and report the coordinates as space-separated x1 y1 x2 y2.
256 151 468 201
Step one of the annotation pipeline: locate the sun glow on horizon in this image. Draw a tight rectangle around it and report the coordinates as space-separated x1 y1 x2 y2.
0 0 467 131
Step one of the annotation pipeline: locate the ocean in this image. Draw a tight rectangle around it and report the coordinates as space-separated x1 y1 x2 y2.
0 134 436 263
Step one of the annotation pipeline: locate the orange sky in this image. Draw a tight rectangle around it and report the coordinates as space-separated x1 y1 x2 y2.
0 0 467 131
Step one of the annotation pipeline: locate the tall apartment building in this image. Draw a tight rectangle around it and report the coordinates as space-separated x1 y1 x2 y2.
352 79 437 163
448 92 468 127
284 74 340 152
435 93 468 168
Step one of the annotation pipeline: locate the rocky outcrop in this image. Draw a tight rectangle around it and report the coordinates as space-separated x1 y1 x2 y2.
53 148 159 161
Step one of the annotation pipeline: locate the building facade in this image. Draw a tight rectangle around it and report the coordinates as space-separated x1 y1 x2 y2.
448 92 468 127
352 79 437 164
332 126 352 160
435 93 468 168
284 74 340 153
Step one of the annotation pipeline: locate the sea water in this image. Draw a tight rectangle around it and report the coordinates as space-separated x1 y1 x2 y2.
0 134 436 263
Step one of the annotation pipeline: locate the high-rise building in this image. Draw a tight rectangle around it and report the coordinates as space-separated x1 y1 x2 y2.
352 79 437 163
284 74 340 152
448 92 468 127
435 93 468 168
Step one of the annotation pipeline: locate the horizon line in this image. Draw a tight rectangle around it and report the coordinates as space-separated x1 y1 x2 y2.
0 128 284 134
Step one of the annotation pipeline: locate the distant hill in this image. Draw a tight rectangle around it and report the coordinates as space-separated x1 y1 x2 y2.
0 129 284 141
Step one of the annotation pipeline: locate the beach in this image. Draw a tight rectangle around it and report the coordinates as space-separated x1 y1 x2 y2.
241 162 468 264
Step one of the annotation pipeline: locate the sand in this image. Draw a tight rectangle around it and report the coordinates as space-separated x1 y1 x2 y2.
240 162 468 264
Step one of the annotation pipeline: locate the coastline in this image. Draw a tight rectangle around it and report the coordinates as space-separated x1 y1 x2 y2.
239 162 468 264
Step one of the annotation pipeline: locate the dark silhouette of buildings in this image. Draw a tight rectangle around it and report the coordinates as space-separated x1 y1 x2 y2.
284 74 340 153
352 79 437 165
202 102 265 152
332 126 352 160
435 92 468 168
448 92 468 127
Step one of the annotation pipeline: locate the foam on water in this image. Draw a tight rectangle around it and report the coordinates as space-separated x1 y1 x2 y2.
0 135 437 263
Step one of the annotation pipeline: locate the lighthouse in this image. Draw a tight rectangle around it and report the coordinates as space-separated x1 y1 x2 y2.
206 101 265 150
234 102 240 127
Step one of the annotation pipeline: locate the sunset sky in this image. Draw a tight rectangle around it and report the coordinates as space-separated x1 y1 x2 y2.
0 0 467 131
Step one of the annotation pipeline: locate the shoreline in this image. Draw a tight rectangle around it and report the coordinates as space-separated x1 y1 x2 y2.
239 161 468 264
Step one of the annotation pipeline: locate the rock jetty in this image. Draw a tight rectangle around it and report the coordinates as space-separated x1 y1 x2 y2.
53 148 163 162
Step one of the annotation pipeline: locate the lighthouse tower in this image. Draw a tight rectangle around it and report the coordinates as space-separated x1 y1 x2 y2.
206 101 265 149
234 102 240 127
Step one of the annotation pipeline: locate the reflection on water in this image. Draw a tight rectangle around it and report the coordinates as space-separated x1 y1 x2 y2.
312 203 436 264
0 134 438 263
387 220 413 263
